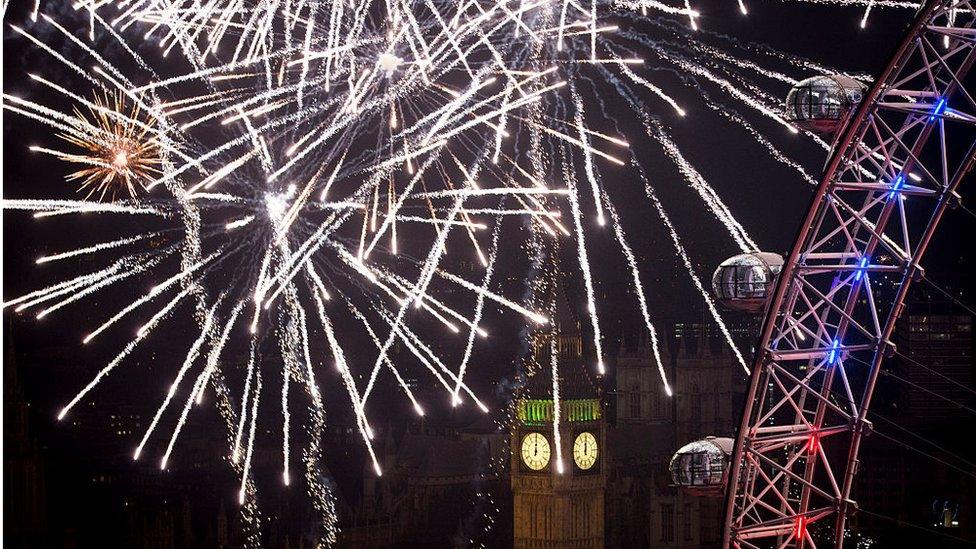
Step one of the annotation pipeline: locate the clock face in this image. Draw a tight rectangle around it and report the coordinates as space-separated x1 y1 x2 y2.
573 432 598 470
521 432 551 471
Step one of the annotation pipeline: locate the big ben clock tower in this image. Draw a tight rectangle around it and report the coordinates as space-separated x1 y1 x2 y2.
511 287 607 548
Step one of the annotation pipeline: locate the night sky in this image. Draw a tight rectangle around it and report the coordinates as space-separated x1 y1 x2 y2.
4 1 976 546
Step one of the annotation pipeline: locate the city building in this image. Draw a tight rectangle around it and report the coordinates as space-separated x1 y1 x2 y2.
609 317 749 549
850 297 976 545
337 413 510 548
510 287 607 549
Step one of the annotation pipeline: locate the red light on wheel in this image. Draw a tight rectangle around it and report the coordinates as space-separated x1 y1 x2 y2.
794 516 808 540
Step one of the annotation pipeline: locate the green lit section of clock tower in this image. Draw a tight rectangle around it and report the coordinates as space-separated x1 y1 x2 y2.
517 398 602 425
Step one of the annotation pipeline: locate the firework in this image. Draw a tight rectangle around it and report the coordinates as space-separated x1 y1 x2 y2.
3 0 917 545
5 0 564 522
32 89 161 201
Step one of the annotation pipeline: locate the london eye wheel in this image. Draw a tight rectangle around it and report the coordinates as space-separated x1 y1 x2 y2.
723 1 976 547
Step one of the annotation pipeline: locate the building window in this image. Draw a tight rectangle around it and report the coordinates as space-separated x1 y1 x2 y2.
629 383 642 419
661 504 674 542
558 334 582 359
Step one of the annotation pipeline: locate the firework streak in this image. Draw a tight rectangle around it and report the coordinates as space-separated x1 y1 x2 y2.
2 0 914 544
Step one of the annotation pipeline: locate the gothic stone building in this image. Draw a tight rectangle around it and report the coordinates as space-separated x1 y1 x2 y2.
609 322 747 548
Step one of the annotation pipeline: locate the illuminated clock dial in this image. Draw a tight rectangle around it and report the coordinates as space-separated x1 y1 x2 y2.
573 432 598 470
521 432 551 471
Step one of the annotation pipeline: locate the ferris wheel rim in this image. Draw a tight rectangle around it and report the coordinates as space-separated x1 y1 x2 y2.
723 1 976 547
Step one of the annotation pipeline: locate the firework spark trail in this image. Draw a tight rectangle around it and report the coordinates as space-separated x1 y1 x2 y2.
614 59 686 115
379 271 467 334
636 39 799 134
681 41 798 85
34 233 162 264
418 81 570 148
5 262 123 311
161 301 244 469
138 283 196 337
302 392 338 546
258 210 352 311
56 285 192 421
649 121 759 253
527 119 626 165
570 87 606 226
194 301 246 405
293 287 324 407
135 298 221 463
2 101 135 164
610 0 699 17
10 272 118 313
313 290 383 476
863 0 876 26
232 336 260 464
451 218 501 406
593 61 752 369
379 309 490 411
681 0 697 29
605 42 810 180
603 196 673 396
633 159 749 373
36 258 158 319
352 276 464 401
2 198 164 216
435 268 549 325
550 334 565 473
83 250 219 343
265 203 328 489
7 24 105 87
280 301 294 486
358 187 473 408
414 187 571 198
41 13 137 88
342 296 426 415
559 135 606 375
372 308 461 399
431 207 562 216
407 173 475 310
362 157 439 259
239 370 262 504
90 8 160 75
684 89 818 185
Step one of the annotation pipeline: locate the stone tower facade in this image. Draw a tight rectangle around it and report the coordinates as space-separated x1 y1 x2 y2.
511 287 607 548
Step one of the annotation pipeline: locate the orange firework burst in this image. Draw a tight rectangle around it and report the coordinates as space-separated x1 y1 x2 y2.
57 91 160 201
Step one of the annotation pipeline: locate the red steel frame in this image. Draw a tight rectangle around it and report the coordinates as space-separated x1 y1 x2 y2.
723 2 976 547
